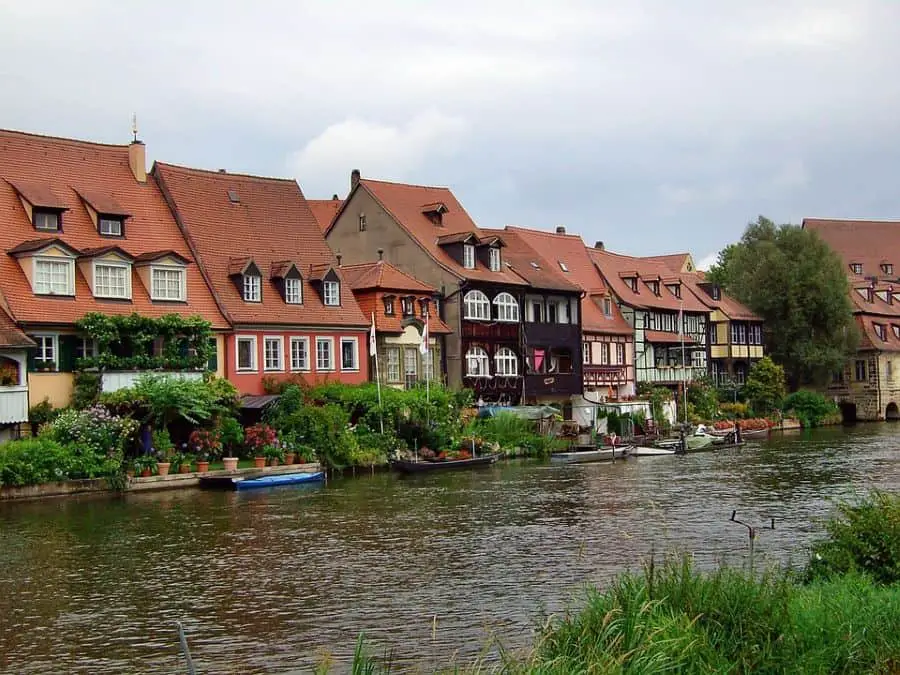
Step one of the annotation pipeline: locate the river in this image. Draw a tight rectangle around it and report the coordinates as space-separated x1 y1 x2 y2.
1 423 898 673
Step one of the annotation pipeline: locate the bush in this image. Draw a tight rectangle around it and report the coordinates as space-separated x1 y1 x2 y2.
719 401 749 419
744 356 787 416
43 405 138 478
781 390 839 427
687 377 719 421
806 491 900 585
71 372 101 409
0 437 73 486
28 398 59 434
470 412 552 456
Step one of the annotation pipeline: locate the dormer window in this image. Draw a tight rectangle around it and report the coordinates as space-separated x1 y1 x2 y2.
94 262 130 299
603 297 612 316
648 280 660 296
384 296 395 315
463 244 475 269
419 298 430 318
323 280 340 306
875 323 887 341
422 202 448 226
893 324 900 339
558 261 569 273
667 284 681 299
99 216 123 237
401 296 415 316
34 210 61 232
243 273 261 302
35 258 74 295
489 247 501 272
712 286 721 300
882 263 893 276
285 277 302 304
851 263 863 275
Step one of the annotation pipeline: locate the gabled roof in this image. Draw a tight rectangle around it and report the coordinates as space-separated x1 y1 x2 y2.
0 129 228 328
8 237 81 257
503 226 632 335
480 228 580 293
340 260 436 293
227 256 258 276
680 275 760 321
79 245 135 261
307 198 342 232
0 297 34 348
74 187 130 217
644 253 696 274
269 260 300 280
133 250 190 265
6 179 68 210
340 177 526 285
153 162 366 327
803 218 900 281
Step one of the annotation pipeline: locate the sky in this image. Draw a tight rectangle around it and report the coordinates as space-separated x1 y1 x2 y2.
2 1 899 269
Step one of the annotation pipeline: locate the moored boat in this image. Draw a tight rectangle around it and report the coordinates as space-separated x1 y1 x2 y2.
551 446 630 464
199 470 325 490
390 454 499 474
629 445 676 456
708 426 769 440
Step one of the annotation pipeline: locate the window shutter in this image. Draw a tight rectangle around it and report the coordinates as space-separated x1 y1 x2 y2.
58 335 78 372
207 338 218 372
26 343 37 372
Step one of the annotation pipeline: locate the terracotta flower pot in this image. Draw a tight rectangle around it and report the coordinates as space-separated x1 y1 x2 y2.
196 461 210 474
254 456 266 469
157 462 171 477
179 463 192 474
223 457 239 472
140 468 152 477
269 457 280 467
284 452 295 465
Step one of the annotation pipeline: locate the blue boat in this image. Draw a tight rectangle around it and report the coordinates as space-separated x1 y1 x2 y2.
199 471 325 491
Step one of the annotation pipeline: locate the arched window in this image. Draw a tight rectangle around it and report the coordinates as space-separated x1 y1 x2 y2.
463 290 490 320
466 346 490 377
494 347 518 376
493 292 519 322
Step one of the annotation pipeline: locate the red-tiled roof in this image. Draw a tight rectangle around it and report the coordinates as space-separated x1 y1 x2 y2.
803 218 900 280
7 179 68 210
680 274 760 321
74 187 129 217
154 162 367 328
644 253 694 274
340 260 436 293
503 226 633 335
345 178 526 285
0 300 34 348
480 228 580 292
0 129 228 328
857 315 900 352
308 198 342 232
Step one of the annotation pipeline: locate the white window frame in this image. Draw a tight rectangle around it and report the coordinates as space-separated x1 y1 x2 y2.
33 210 60 231
616 342 625 365
290 336 310 371
422 348 435 381
323 280 340 306
285 277 303 304
33 334 58 370
93 261 131 299
386 347 401 382
466 346 490 377
76 337 98 360
489 247 501 272
99 216 123 236
463 290 490 320
692 349 707 369
493 292 519 322
463 244 475 269
243 274 261 302
150 265 186 301
404 347 418 382
582 342 591 365
235 335 258 372
33 257 74 296
494 347 518 376
263 335 284 372
340 336 359 371
316 337 335 371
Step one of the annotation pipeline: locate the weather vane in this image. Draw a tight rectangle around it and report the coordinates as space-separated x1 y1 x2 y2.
131 114 138 143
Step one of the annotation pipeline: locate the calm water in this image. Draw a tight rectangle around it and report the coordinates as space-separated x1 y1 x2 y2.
1 424 899 673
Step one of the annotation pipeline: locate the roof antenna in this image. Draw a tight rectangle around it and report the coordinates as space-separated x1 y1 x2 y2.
131 114 139 143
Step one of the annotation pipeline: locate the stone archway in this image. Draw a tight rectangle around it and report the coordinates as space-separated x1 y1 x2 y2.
839 401 858 425
886 402 900 421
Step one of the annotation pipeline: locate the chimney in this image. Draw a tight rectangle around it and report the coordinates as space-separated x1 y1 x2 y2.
218 169 226 173
377 248 384 262
332 194 339 201
336 254 342 267
128 141 146 183
595 241 604 250
351 169 361 191
555 226 566 234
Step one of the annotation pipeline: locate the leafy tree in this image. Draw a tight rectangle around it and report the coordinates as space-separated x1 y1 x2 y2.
743 357 786 416
710 216 857 389
705 243 737 286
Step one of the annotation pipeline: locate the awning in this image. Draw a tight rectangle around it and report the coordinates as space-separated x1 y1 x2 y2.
240 394 280 410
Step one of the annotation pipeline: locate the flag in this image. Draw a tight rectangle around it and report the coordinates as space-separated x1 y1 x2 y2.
678 304 683 336
419 315 429 355
369 312 377 355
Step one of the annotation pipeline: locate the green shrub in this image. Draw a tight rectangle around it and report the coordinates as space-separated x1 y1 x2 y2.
781 390 839 427
28 398 59 433
42 405 137 478
719 401 750 419
0 437 73 486
71 372 101 409
98 374 238 427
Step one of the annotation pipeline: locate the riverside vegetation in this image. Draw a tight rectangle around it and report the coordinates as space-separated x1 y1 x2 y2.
339 491 900 674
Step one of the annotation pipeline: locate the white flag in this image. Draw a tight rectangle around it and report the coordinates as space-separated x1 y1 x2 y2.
419 315 429 355
369 312 377 355
678 304 683 336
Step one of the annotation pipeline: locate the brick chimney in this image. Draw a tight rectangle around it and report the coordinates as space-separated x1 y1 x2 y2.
377 248 384 261
332 194 339 201
351 169 361 191
595 241 604 250
336 253 342 267
555 226 566 234
128 141 146 183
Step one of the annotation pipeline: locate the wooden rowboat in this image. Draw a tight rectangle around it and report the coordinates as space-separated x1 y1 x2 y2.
390 454 499 474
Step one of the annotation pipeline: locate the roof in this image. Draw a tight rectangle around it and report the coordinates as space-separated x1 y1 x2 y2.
803 218 900 281
505 226 632 335
74 187 129 217
587 246 708 313
153 162 367 328
7 237 81 256
353 291 453 335
345 177 526 285
480 228 580 293
643 253 696 274
240 394 281 409
680 274 760 321
6 179 68 210
0 129 228 328
856 315 900 353
644 329 698 345
339 260 436 293
307 198 342 232
0 301 34 348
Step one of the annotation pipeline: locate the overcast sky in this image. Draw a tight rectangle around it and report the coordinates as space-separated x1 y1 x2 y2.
2 1 899 267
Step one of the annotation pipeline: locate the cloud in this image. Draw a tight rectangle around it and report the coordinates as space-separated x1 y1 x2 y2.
696 252 720 271
287 111 468 196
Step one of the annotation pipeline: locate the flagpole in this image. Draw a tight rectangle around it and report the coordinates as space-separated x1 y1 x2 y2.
370 312 384 434
421 310 430 407
680 300 687 424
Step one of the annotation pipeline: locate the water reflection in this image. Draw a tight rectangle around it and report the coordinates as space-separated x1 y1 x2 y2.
1 424 898 673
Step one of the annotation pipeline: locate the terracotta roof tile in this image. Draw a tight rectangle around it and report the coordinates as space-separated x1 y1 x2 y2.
803 218 900 280
7 237 81 256
133 250 190 264
6 179 68 210
340 260 436 293
680 274 760 321
73 187 129 217
0 300 34 348
79 245 134 260
154 162 367 328
480 228 580 292
269 260 297 279
307 198 342 232
0 129 228 328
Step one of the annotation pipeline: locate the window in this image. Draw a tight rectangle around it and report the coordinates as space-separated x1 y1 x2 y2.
855 359 867 381
692 350 707 369
748 324 762 345
76 337 97 360
34 258 73 295
493 292 519 322
558 261 569 272
316 337 334 370
600 343 610 365
323 280 340 306
731 323 747 344
384 297 394 315
463 244 475 269
668 284 681 299
99 216 123 236
386 347 401 382
404 348 418 386
893 325 900 339
243 274 261 302
603 297 612 316
832 368 844 384
422 349 435 381
489 247 501 272
33 334 57 370
285 278 302 304
648 280 660 295
627 277 638 292
151 267 185 301
851 263 863 275
494 347 518 376
883 263 894 276
290 337 310 371
616 342 625 365
94 263 129 299
263 336 284 371
358 214 367 231
466 346 490 377
419 298 430 318
236 336 257 371
401 296 415 316
531 301 543 322
712 286 721 300
463 290 490 320
875 323 887 341
709 323 719 345
34 210 60 231
340 337 359 371
582 342 591 365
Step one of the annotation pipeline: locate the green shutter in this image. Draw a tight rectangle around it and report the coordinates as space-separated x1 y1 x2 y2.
58 335 78 372
207 338 218 372
26 340 37 372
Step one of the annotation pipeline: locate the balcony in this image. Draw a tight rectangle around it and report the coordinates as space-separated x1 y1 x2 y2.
524 322 580 345
640 366 707 385
101 370 204 393
525 372 581 397
584 365 629 386
461 322 518 340
0 385 28 424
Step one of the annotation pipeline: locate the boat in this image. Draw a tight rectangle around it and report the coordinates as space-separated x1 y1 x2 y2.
629 445 676 456
551 446 630 464
708 426 770 440
198 470 325 490
656 433 715 453
390 454 499 474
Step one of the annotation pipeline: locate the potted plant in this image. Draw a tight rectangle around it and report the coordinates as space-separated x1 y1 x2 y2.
133 454 158 478
296 444 316 465
152 428 174 476
245 423 277 469
218 416 244 472
33 358 55 373
263 443 284 467
172 451 195 474
190 428 221 474
279 431 298 465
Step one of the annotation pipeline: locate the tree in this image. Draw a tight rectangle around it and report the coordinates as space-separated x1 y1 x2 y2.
712 216 857 389
743 357 786 416
705 244 737 287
